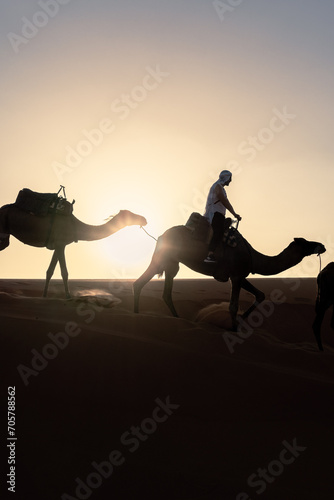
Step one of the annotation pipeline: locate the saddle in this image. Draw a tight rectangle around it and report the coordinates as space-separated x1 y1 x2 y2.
185 212 212 244
185 212 238 247
15 188 74 217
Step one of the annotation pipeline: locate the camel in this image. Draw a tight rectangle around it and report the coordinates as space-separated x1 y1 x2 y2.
0 204 147 298
133 222 326 330
312 262 334 351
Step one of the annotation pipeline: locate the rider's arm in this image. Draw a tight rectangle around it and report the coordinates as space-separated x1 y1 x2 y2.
215 185 242 221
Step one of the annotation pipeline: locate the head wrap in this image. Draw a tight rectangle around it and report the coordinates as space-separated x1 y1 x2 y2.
219 170 232 184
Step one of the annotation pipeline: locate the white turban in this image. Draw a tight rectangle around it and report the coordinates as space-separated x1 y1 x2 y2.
219 170 232 184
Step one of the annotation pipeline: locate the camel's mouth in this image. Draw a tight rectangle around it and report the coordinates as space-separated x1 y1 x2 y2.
316 245 326 255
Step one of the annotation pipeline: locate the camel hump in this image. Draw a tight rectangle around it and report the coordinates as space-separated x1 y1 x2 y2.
185 212 212 244
15 188 74 217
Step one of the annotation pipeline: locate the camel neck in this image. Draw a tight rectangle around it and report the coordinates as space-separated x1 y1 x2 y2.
250 242 302 276
73 214 126 241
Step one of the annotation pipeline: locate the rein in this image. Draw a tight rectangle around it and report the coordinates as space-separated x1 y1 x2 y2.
316 253 322 303
140 225 158 241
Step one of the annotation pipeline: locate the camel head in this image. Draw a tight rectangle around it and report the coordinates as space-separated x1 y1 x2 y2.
293 238 326 256
117 210 147 227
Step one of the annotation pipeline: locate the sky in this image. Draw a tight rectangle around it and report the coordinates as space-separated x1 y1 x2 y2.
1 0 334 280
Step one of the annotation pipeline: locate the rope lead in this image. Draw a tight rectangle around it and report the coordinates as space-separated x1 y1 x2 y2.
140 226 158 242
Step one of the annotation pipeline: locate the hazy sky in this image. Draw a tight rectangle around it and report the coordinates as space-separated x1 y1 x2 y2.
1 0 333 279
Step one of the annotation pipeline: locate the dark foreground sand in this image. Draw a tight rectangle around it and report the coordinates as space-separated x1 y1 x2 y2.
1 278 334 500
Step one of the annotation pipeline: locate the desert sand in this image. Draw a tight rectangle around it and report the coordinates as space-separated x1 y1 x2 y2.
1 277 334 500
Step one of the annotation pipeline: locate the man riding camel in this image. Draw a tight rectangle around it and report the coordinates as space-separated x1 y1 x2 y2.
204 170 242 263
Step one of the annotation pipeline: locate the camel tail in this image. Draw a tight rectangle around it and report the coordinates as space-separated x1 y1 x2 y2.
149 233 181 278
133 235 172 313
151 235 168 278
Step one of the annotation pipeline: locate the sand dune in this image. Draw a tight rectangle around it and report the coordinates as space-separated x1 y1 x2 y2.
1 278 334 499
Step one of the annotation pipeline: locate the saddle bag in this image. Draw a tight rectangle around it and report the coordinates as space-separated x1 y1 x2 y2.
15 188 74 216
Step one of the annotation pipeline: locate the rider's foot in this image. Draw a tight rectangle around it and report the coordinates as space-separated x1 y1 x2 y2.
204 253 216 263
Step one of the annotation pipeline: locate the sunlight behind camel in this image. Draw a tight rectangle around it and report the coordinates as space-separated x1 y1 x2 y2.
134 221 326 331
0 204 147 298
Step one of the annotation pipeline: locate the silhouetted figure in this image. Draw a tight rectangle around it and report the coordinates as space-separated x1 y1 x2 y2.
133 218 325 331
203 170 241 263
312 262 334 351
0 193 146 298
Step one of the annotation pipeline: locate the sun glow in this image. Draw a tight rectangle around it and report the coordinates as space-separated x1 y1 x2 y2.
98 225 157 267
91 196 160 278
1 0 333 280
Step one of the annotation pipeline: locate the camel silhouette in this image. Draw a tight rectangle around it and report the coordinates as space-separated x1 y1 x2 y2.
133 223 326 330
0 204 147 298
312 262 334 351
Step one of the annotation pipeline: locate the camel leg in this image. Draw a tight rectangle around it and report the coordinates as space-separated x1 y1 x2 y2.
43 250 59 297
229 277 242 331
312 306 327 351
57 246 71 299
240 278 265 319
162 262 179 317
133 262 160 313
330 306 334 330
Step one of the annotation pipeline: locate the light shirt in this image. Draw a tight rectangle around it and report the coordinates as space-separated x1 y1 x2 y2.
204 180 227 223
